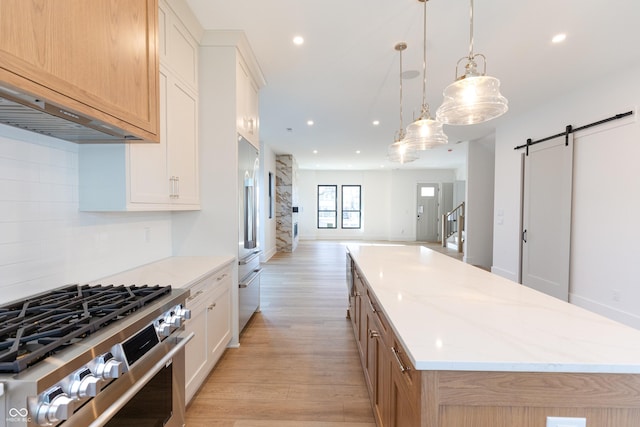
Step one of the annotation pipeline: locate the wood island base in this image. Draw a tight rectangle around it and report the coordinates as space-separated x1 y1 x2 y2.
347 248 640 427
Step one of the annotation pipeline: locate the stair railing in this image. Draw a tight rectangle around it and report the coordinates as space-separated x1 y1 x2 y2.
441 202 465 253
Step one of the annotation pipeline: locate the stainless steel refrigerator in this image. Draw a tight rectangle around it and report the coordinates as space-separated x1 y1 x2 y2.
238 136 261 332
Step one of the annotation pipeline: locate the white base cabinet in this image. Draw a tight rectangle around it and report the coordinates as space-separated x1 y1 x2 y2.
184 262 233 404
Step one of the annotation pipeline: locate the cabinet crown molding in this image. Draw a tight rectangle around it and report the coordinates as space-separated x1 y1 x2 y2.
200 30 266 88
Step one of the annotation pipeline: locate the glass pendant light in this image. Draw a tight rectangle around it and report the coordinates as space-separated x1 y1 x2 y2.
388 42 419 164
404 0 448 150
388 139 419 163
436 0 507 125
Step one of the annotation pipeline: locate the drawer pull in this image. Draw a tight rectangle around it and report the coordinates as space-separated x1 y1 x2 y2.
391 346 410 373
207 302 217 311
216 273 228 282
187 290 204 301
368 329 380 339
239 268 262 288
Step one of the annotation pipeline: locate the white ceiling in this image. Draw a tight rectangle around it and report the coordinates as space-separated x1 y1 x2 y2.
185 0 640 171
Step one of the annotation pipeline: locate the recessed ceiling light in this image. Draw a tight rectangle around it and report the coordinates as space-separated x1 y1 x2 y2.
356 150 361 154
293 36 304 45
552 33 567 44
313 150 318 154
307 120 314 126
372 120 380 126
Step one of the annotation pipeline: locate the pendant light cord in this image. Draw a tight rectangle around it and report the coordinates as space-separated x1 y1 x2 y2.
468 0 475 60
420 0 427 113
395 42 408 139
400 45 404 131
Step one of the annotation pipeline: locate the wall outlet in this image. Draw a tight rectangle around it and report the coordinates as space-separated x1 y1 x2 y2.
546 416 586 427
612 289 621 302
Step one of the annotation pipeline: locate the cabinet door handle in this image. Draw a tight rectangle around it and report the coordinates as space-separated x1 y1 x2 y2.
175 176 180 198
208 302 217 311
368 329 379 339
391 346 410 373
187 290 203 301
367 298 377 313
169 176 178 199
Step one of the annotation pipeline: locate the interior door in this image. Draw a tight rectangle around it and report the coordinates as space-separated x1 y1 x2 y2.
521 134 574 301
441 182 454 215
416 183 438 242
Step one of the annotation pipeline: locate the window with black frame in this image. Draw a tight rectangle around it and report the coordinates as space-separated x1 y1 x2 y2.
342 185 361 229
317 185 337 229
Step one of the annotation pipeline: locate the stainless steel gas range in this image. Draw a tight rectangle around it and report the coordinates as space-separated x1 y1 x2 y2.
0 283 192 427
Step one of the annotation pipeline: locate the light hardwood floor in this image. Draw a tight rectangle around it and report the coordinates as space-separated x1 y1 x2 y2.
185 240 462 427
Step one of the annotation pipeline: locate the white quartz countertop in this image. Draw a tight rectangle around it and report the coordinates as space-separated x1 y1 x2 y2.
89 256 235 289
347 244 640 373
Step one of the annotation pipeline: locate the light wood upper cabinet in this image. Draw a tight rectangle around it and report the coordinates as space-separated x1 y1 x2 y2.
0 0 160 142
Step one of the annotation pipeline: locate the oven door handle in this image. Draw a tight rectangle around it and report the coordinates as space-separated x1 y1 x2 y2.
90 332 195 427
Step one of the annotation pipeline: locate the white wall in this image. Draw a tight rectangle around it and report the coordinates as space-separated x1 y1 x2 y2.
464 136 495 269
493 61 640 328
260 143 277 261
297 168 456 241
171 44 238 258
0 125 173 303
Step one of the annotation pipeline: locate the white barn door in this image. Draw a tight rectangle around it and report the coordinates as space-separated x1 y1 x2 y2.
521 134 574 301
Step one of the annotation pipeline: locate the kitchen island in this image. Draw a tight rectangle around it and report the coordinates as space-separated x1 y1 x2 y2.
347 244 640 427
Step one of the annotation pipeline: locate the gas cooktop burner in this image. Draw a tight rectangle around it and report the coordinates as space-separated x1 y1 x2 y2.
0 284 171 373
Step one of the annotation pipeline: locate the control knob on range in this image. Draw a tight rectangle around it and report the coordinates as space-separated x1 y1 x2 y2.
155 319 172 337
68 367 101 399
164 312 183 328
94 352 123 380
36 386 74 425
175 305 191 320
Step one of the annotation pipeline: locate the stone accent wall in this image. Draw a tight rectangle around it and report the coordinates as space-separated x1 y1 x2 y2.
276 154 299 252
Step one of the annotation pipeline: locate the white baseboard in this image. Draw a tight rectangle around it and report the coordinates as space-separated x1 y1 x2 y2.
570 294 640 330
490 266 518 282
261 246 277 262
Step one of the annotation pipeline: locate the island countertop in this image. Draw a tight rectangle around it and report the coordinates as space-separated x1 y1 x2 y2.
347 244 640 373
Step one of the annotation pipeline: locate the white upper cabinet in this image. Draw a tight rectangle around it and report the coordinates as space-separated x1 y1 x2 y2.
159 0 198 89
79 0 199 211
127 67 199 208
236 54 260 145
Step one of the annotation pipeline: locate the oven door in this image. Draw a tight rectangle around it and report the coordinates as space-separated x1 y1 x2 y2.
65 332 193 427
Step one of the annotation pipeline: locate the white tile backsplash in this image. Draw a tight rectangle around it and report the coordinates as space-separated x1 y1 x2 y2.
0 124 173 303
